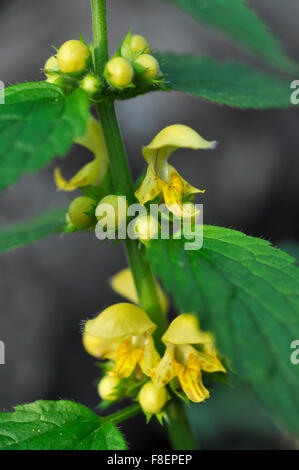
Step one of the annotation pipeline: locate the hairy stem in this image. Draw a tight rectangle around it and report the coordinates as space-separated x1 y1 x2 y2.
102 404 142 426
91 0 197 450
90 0 108 76
97 102 167 352
165 400 198 450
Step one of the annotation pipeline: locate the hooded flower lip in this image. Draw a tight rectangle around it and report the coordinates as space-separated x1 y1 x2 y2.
135 124 216 217
151 314 226 403
85 303 156 339
84 303 159 379
110 268 169 316
54 117 109 191
162 314 211 345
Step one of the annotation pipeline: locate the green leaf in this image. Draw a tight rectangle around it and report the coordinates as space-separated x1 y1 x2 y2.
160 0 297 72
157 53 293 108
0 400 127 450
0 82 89 192
0 208 67 253
280 240 299 264
147 226 299 435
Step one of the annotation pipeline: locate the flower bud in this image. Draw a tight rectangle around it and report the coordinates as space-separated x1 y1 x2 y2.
130 35 151 54
46 75 60 84
57 40 91 74
134 215 159 242
105 57 134 88
139 381 167 415
46 75 78 95
98 375 120 401
134 54 160 79
96 195 128 230
80 73 102 96
68 196 95 228
44 55 59 78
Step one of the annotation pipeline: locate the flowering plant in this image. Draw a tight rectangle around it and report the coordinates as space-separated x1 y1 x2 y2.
0 0 298 451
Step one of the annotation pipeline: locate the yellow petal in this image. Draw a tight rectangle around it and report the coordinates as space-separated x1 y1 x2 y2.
158 173 189 218
55 117 109 192
175 355 210 403
82 333 119 359
168 164 205 196
193 350 226 373
162 314 212 345
54 159 101 191
135 165 160 205
139 335 160 376
151 344 176 388
109 338 143 378
110 268 139 304
85 303 156 339
75 117 109 177
111 268 169 315
143 124 216 173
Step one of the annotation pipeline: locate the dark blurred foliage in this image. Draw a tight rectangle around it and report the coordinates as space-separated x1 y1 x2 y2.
0 0 298 449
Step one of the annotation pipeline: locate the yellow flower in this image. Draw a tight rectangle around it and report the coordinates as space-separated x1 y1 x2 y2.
151 314 225 403
54 117 109 191
135 125 216 217
110 268 169 316
84 303 160 379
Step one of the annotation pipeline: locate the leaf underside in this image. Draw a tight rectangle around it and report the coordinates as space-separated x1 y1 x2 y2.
147 226 299 435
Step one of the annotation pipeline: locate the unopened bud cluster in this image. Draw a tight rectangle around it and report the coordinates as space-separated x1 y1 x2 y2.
44 39 101 97
105 33 162 89
44 33 162 98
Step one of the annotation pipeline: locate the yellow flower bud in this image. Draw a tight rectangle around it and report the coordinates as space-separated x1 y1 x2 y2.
46 75 78 95
46 75 60 84
68 196 95 228
139 381 167 415
105 57 134 88
44 55 59 78
95 194 128 230
134 54 160 79
80 74 101 96
134 215 159 242
98 375 120 401
58 40 91 74
130 35 151 54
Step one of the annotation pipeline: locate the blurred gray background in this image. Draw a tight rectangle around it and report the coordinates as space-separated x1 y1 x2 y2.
0 0 298 449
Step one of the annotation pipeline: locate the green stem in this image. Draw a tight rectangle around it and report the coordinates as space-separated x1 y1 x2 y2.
97 103 167 352
165 400 198 450
102 403 141 426
90 0 108 75
91 0 196 451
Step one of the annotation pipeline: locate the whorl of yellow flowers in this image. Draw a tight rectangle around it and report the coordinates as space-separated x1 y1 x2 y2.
82 269 225 416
